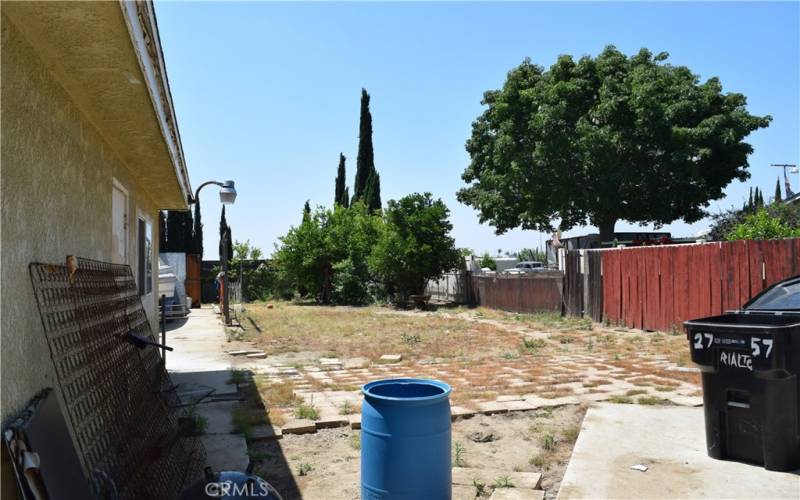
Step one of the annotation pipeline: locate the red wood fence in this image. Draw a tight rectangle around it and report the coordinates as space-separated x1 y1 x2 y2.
602 239 800 331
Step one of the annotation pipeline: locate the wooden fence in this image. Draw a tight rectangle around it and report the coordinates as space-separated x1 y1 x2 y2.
602 239 800 331
471 272 563 313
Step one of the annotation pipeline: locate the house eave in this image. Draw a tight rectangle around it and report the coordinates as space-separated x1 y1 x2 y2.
3 1 191 210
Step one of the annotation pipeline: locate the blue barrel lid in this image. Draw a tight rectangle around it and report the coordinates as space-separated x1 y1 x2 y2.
362 378 451 402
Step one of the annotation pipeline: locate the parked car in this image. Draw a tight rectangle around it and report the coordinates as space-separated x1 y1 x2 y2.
503 261 546 274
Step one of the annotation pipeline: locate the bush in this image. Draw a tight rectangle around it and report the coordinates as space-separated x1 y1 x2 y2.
331 258 370 305
726 207 800 240
479 253 497 270
369 193 461 302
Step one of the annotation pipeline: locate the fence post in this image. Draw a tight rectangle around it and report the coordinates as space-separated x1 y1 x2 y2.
160 294 167 364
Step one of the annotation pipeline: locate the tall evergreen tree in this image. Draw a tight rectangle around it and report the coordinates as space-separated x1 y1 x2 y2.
303 200 311 222
165 210 193 252
192 198 204 256
364 170 382 212
775 177 783 203
747 188 754 213
158 210 167 252
342 187 350 208
335 153 348 206
755 187 764 208
353 89 375 202
219 206 229 260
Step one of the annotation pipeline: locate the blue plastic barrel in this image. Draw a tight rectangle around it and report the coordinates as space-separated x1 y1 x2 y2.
361 378 452 500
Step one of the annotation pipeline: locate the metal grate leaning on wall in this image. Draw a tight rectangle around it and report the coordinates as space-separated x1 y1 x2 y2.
29 258 205 500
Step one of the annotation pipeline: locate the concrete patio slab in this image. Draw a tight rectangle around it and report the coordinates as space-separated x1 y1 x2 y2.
490 488 545 500
558 404 800 499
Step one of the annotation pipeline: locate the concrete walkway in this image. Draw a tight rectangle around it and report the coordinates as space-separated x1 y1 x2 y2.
166 306 249 473
558 404 800 499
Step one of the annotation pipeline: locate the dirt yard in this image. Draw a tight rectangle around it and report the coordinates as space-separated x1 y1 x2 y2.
226 302 701 499
251 405 587 500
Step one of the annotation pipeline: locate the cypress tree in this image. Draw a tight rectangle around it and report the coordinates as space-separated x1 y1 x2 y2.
166 210 193 252
335 153 347 206
775 177 783 203
353 89 375 203
219 206 228 260
747 188 754 213
193 198 203 256
158 210 167 252
342 187 350 208
756 187 764 208
303 200 311 222
364 170 382 212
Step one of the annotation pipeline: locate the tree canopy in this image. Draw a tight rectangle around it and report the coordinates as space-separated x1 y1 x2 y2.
458 46 771 241
370 193 460 300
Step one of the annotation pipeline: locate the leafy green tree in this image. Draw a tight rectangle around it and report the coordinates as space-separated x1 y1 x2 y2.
775 178 783 203
458 46 771 241
370 193 460 301
275 207 333 302
478 253 497 271
353 89 375 203
192 198 203 256
335 153 350 207
518 248 546 262
229 240 275 301
727 208 800 240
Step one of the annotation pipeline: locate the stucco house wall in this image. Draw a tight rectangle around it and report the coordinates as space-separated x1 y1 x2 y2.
1 16 161 425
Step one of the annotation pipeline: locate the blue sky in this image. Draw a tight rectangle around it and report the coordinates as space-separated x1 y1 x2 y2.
155 1 799 257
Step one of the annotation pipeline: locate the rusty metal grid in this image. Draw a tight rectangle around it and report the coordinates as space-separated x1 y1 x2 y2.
29 259 205 499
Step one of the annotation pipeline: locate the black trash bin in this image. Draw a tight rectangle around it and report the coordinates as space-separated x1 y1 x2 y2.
685 275 800 472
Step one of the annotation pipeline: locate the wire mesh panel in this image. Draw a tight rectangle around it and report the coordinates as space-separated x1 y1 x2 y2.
29 258 205 500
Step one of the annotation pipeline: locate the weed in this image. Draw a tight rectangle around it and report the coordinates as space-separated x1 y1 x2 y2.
625 389 647 397
637 396 668 406
453 441 466 467
472 478 487 497
562 424 581 443
540 432 556 451
586 339 595 352
349 433 361 450
339 400 358 415
529 453 549 469
494 475 514 488
294 404 319 420
401 333 421 345
502 351 520 360
298 463 313 476
609 395 633 404
676 353 687 367
521 337 546 353
558 335 575 345
254 379 299 407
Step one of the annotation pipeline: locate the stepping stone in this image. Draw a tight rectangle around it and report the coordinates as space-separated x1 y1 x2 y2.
452 484 479 500
245 352 267 359
349 414 361 430
497 395 524 403
490 488 545 500
379 354 403 363
668 395 703 407
227 349 263 356
477 401 509 415
320 357 342 365
248 425 282 441
450 406 478 419
281 420 317 435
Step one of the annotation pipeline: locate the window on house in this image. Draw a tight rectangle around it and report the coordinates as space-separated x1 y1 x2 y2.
137 217 153 296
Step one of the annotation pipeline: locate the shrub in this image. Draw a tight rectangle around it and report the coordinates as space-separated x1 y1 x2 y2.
726 207 800 240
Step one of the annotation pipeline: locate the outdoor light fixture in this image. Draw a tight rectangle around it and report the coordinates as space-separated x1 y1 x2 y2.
219 180 237 205
191 179 237 326
192 180 236 206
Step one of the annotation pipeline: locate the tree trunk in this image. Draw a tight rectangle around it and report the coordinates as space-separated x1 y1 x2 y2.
598 219 617 243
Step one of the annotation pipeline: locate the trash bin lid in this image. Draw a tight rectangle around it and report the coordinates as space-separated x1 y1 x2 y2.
742 275 800 312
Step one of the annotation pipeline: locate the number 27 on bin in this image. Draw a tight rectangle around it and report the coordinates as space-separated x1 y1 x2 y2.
693 333 773 358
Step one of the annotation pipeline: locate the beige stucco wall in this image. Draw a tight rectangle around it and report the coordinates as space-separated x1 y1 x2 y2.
1 16 161 425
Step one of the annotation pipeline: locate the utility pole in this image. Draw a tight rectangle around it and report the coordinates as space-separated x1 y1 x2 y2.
771 163 798 199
